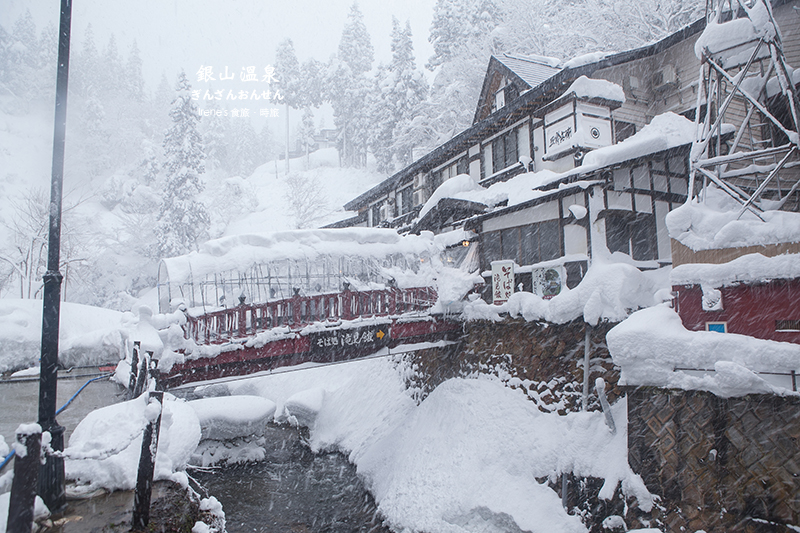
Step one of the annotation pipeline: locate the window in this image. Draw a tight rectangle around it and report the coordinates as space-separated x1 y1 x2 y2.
604 212 657 260
776 320 800 331
615 121 636 143
400 187 413 215
492 129 518 174
457 156 469 176
371 204 382 227
706 322 727 333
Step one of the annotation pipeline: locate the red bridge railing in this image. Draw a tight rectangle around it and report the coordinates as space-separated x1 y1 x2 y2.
184 286 438 345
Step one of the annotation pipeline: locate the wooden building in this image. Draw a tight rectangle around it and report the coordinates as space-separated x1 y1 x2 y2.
334 0 800 300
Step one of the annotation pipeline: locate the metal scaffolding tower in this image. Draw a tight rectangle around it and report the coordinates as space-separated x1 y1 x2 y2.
689 0 800 217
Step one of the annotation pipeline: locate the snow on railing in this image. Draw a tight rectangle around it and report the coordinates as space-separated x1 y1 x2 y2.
184 286 438 345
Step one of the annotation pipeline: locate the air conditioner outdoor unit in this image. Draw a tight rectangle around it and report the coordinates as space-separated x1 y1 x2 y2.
413 174 427 189
652 65 677 91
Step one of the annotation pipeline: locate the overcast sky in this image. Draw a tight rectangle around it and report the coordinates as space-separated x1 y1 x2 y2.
4 0 438 90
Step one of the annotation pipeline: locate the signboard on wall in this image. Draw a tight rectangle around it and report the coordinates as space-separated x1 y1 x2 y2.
533 267 563 300
491 260 515 305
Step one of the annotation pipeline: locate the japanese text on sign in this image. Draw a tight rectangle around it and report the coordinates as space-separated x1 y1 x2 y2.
491 260 515 305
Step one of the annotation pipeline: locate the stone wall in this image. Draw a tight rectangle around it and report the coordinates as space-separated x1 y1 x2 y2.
627 387 800 532
406 317 620 413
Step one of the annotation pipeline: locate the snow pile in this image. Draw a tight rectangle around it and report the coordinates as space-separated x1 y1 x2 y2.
671 252 800 287
558 76 625 103
582 112 693 169
188 396 276 440
464 262 667 325
283 387 325 428
694 0 776 60
65 394 201 491
666 185 800 251
0 299 133 373
607 304 800 397
199 356 650 533
563 52 615 69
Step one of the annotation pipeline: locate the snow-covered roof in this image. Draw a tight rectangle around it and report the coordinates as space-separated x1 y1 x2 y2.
666 186 800 251
159 228 438 285
670 251 800 287
413 112 697 225
608 304 800 397
494 53 562 89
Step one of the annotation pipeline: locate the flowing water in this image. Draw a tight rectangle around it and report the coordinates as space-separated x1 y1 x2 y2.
1 378 389 532
192 424 391 533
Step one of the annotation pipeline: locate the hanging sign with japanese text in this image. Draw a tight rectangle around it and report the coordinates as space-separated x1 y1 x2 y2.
491 260 515 305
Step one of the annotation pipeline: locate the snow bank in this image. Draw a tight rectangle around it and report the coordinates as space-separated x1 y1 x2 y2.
0 299 132 373
65 394 201 491
671 252 800 287
464 262 666 325
666 185 800 251
607 304 800 396
283 387 325 428
200 356 648 533
356 379 637 533
188 396 276 440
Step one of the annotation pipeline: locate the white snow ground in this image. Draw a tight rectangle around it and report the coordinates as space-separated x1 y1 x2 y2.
0 299 133 373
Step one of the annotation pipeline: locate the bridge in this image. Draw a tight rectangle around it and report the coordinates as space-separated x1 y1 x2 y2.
161 286 459 387
153 229 474 388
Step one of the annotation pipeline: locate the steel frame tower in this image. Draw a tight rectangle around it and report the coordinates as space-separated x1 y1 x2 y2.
689 0 800 216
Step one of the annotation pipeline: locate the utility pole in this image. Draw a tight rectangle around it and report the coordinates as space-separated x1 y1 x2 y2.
38 0 72 512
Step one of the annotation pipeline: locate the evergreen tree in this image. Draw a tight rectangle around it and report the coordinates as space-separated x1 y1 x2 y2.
125 40 145 102
370 19 428 173
202 97 230 174
100 34 123 97
229 119 261 177
155 71 209 258
258 123 278 165
275 38 301 171
330 3 374 168
338 2 374 77
298 107 316 165
74 24 99 97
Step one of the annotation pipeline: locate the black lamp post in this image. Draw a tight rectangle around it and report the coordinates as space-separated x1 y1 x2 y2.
38 0 73 512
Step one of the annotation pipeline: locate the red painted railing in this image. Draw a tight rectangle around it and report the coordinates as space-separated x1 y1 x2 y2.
184 287 438 345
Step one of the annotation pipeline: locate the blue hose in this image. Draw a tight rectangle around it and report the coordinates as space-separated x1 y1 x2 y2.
55 374 112 416
0 373 112 473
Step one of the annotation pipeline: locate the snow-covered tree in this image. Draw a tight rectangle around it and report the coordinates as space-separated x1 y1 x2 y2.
284 173 328 229
125 40 145 102
370 19 428 173
155 71 210 258
229 119 261 177
338 2 374 77
330 3 374 168
73 24 99 97
298 107 316 165
100 33 124 97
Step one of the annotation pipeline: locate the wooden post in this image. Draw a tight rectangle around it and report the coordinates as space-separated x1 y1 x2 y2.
132 352 149 398
6 425 41 533
127 341 140 400
131 391 164 531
